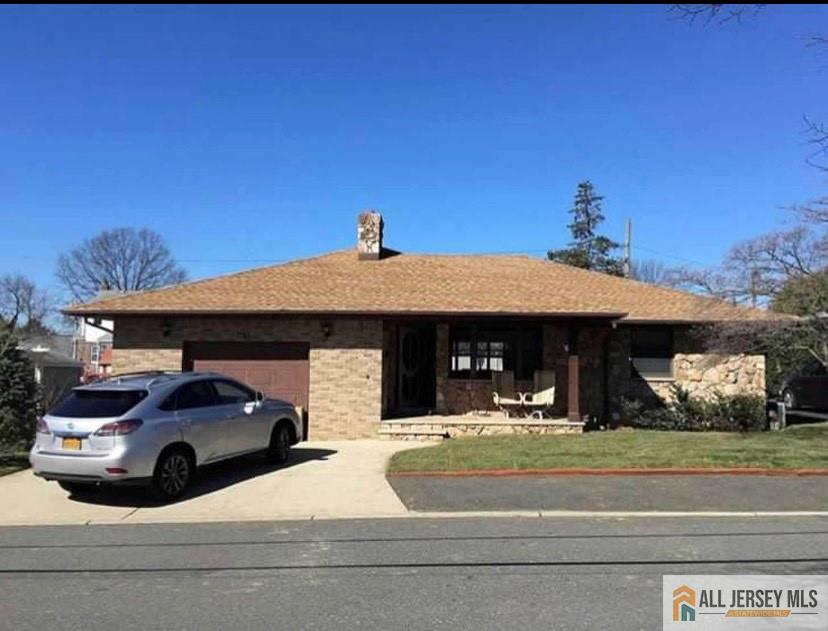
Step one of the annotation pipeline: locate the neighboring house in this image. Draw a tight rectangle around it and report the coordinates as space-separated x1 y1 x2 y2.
64 211 768 440
19 335 84 409
72 315 114 378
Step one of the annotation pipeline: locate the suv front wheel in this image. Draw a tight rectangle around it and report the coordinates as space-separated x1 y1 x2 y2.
150 448 193 501
266 424 291 465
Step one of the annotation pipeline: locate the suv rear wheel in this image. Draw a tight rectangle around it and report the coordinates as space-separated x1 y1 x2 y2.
150 448 193 501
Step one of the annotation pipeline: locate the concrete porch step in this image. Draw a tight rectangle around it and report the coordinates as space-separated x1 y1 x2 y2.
382 420 584 430
377 415 585 440
377 427 449 441
380 423 452 433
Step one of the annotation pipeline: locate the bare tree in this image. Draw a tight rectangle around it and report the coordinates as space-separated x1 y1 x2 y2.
666 266 742 304
725 226 828 295
668 209 828 307
668 3 827 389
792 197 828 225
805 116 828 172
630 259 674 286
670 4 765 24
57 228 187 303
0 275 56 335
695 315 828 394
672 6 825 166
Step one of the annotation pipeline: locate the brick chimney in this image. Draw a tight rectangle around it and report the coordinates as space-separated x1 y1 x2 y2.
357 210 383 260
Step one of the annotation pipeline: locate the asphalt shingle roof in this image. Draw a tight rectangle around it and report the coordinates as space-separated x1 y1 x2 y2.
63 249 769 323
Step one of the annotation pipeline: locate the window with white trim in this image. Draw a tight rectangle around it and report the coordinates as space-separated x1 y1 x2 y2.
449 325 541 380
630 327 674 379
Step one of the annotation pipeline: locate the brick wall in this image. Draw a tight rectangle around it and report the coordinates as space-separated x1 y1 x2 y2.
113 316 766 437
112 317 383 439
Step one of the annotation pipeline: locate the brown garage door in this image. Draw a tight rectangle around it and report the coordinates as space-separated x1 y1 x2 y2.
183 341 309 411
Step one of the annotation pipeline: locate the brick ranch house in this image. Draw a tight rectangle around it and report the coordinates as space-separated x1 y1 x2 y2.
64 212 768 440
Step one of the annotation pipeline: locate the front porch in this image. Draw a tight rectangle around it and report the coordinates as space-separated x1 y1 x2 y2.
380 317 625 438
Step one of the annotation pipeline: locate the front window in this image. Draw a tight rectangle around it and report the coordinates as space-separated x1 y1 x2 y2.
630 327 674 379
449 325 540 380
212 380 255 404
450 330 472 373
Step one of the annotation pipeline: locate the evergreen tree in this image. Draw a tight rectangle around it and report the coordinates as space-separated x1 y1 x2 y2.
0 324 40 451
548 181 623 275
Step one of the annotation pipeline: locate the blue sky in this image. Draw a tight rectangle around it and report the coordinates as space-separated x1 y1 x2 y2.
1 4 826 299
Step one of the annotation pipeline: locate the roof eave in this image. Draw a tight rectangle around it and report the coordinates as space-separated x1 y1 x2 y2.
619 316 774 325
62 307 630 320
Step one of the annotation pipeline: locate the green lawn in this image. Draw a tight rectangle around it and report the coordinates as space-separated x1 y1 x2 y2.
387 424 828 473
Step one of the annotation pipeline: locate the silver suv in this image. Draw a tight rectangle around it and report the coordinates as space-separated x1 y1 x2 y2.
29 372 303 501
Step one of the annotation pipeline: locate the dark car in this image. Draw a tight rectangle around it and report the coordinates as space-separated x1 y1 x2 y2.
781 360 828 411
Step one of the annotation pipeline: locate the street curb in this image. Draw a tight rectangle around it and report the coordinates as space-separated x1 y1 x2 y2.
4 510 828 527
407 510 828 519
28 510 828 526
386 467 828 478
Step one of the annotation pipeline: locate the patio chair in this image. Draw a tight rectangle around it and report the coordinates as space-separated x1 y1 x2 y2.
521 370 556 419
491 370 522 417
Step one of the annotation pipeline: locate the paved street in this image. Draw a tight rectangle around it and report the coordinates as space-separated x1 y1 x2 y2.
388 473 828 512
1 516 827 630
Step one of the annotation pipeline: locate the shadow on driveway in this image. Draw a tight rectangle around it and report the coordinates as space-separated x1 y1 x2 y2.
66 447 337 508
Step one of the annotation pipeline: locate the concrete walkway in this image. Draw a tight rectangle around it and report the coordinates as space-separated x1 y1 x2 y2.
0 440 422 526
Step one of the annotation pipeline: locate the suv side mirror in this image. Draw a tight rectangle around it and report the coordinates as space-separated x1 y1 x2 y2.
255 391 265 407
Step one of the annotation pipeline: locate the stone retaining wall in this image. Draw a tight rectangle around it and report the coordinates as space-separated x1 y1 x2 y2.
640 353 766 402
618 327 766 409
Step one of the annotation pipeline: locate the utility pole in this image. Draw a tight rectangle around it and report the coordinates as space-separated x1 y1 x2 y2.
750 268 759 308
623 219 632 278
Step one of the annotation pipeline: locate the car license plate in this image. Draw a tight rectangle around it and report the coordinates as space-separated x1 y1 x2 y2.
62 437 81 451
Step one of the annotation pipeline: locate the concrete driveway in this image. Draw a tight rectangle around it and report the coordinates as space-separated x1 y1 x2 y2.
0 440 422 526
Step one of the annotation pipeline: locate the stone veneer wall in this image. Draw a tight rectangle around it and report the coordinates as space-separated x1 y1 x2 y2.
631 353 766 402
112 317 383 440
613 327 766 415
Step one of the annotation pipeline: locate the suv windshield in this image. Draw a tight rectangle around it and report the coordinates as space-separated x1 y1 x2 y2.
49 389 148 418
